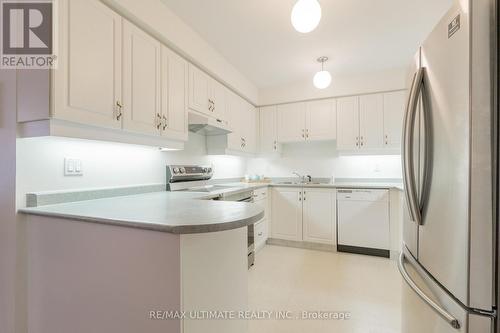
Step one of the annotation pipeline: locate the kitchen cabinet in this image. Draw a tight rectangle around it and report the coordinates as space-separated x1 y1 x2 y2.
188 64 226 122
253 188 269 251
52 0 122 130
161 46 188 141
122 20 162 136
271 187 336 244
302 188 336 244
305 99 337 141
259 106 281 154
277 103 306 142
271 187 303 241
276 99 336 143
383 90 406 148
359 94 384 149
188 65 210 115
207 92 257 155
337 96 360 149
243 101 258 153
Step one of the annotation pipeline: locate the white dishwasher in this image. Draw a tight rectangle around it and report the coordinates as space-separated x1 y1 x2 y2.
337 188 390 258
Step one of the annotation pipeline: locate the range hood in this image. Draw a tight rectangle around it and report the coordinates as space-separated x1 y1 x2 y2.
188 112 232 136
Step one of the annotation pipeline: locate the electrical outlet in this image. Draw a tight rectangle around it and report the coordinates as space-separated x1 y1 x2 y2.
64 158 83 176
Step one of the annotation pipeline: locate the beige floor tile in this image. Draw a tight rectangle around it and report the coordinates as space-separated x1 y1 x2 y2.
249 245 402 333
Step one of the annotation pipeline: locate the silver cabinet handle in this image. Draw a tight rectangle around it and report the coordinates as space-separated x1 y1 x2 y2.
115 101 123 120
155 113 162 130
398 252 460 329
162 115 167 131
402 67 424 225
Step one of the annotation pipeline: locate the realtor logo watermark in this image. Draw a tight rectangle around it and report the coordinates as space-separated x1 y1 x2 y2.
1 0 57 68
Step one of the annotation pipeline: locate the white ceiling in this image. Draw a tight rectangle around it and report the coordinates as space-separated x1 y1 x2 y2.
160 0 452 88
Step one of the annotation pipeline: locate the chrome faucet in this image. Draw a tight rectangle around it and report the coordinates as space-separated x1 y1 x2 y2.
292 172 303 182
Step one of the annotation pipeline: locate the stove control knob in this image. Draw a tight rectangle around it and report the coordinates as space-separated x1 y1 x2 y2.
179 167 186 174
173 168 179 174
203 167 208 173
208 168 212 173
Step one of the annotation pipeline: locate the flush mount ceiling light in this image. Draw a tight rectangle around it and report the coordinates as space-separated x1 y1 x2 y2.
291 0 322 33
313 56 332 89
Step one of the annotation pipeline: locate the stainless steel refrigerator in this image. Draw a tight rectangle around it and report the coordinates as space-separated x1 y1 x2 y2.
398 0 498 332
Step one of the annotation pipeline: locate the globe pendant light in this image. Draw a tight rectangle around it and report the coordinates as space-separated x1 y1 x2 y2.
291 0 322 33
313 56 332 89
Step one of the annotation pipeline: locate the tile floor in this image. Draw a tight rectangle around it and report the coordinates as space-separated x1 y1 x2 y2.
248 245 403 333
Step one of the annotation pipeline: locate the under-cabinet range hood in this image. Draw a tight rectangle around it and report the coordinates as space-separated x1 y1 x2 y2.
188 112 232 136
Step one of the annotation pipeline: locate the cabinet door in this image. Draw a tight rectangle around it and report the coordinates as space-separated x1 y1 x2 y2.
277 103 306 143
210 80 227 122
359 94 384 149
302 189 336 244
161 46 188 141
122 21 161 136
383 90 406 149
336 96 360 149
260 106 278 154
243 103 258 153
225 91 244 151
271 188 303 241
53 0 122 129
305 99 336 141
188 65 210 115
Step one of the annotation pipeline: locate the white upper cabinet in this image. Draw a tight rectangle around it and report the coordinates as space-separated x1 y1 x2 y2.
243 102 258 153
188 65 210 116
277 103 306 142
276 100 336 143
359 94 384 149
225 90 243 151
302 188 336 244
122 20 162 136
383 90 406 149
259 106 281 154
53 0 122 129
161 46 188 140
305 99 336 141
210 80 227 122
336 96 360 150
188 64 227 122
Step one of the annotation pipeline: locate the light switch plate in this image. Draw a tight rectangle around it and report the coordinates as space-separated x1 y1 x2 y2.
64 158 83 176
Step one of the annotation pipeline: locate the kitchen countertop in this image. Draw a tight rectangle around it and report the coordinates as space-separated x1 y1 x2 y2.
19 191 264 234
18 179 403 234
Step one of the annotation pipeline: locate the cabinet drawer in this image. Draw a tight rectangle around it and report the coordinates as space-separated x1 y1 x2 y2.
253 187 268 201
255 219 268 249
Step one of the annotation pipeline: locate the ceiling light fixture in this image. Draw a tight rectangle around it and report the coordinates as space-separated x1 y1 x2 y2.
313 56 332 89
291 0 322 33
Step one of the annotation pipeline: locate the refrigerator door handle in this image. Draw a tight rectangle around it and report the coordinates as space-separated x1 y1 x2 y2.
402 68 424 225
398 252 461 329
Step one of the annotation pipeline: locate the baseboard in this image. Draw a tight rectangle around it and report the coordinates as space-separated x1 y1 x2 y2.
266 238 336 252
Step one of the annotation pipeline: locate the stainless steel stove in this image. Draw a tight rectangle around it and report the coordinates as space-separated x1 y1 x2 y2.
166 165 256 268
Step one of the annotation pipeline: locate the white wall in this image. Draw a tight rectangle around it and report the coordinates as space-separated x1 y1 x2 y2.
101 0 259 104
16 133 248 207
247 141 402 180
259 67 407 106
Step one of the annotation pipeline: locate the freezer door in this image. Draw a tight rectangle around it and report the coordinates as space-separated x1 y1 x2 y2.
416 0 495 311
400 248 493 333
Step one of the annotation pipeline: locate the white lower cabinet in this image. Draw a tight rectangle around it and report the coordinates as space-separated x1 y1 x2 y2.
302 188 336 244
271 187 336 244
254 188 269 251
271 187 303 241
